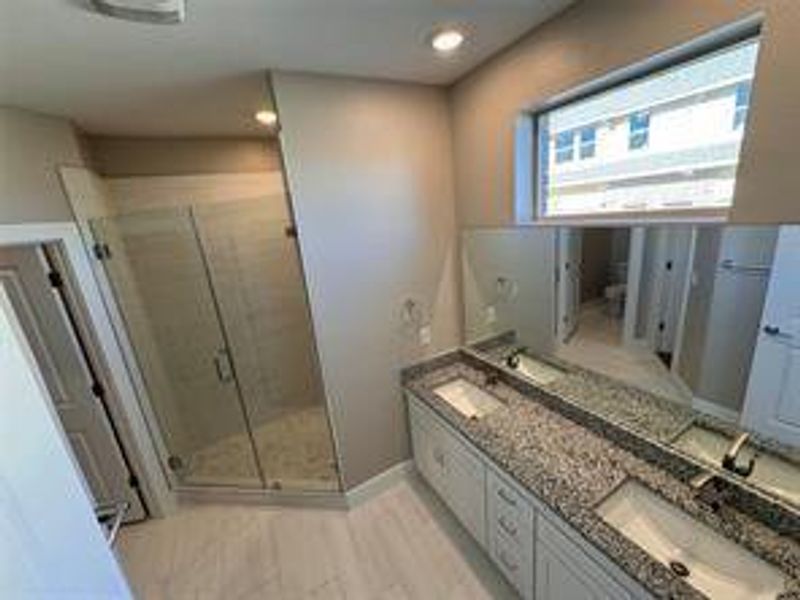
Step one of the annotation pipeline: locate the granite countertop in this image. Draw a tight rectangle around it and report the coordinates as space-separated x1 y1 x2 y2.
403 356 800 600
480 342 696 444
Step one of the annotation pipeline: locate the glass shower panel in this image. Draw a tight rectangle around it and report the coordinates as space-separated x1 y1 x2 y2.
194 197 340 491
89 207 263 488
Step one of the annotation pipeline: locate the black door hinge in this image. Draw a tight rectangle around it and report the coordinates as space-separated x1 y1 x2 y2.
93 243 112 261
129 474 139 489
666 260 674 271
91 382 105 398
284 224 298 238
658 321 666 332
48 270 64 288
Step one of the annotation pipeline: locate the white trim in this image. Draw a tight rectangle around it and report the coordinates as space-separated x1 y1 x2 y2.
345 460 415 508
670 227 698 378
692 396 741 424
623 227 645 346
0 222 175 517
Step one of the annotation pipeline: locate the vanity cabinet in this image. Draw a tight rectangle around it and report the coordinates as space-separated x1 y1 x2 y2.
407 392 648 600
409 396 486 547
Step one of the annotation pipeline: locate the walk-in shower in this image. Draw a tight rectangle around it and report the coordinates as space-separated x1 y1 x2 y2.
63 168 340 494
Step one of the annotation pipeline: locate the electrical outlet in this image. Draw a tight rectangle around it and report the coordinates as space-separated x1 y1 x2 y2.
419 325 432 346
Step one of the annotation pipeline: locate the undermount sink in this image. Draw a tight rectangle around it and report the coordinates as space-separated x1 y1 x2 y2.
433 378 504 419
597 481 785 600
509 354 565 386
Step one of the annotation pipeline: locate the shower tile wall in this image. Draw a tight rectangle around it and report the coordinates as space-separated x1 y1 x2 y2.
196 199 327 429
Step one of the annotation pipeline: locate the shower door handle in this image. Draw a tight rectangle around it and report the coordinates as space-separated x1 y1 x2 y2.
213 349 235 383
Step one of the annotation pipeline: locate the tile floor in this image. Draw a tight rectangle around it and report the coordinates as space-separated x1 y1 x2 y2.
183 405 340 491
117 477 516 599
556 303 690 403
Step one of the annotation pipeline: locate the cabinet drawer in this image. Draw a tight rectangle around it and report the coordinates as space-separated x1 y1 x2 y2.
487 469 535 537
490 527 534 599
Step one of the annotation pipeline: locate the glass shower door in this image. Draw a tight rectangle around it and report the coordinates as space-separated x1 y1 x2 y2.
195 198 340 492
89 207 263 488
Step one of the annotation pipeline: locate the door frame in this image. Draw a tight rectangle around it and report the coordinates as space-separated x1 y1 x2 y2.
0 222 174 517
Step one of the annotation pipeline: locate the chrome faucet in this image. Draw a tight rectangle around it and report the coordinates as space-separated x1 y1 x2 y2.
505 346 527 369
721 432 755 478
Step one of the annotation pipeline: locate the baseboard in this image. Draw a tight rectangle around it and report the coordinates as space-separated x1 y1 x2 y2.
177 486 348 510
345 460 415 508
692 397 741 424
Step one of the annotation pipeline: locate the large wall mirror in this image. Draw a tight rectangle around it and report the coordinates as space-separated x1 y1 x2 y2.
462 224 799 508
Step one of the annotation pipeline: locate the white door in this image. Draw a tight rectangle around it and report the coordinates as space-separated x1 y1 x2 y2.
742 226 800 446
0 245 146 521
557 228 582 343
0 282 132 599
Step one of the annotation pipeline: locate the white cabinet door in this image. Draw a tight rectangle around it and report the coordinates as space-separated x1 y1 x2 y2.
742 226 800 446
536 543 597 600
408 395 486 548
409 400 446 495
443 430 486 548
536 517 633 600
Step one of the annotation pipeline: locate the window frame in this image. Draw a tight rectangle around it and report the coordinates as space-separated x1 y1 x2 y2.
526 17 761 226
578 126 597 160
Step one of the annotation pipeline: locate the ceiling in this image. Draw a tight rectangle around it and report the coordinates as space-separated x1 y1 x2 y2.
0 0 575 136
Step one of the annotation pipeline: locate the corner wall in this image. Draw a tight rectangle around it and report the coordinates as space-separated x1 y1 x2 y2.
0 107 86 223
273 72 461 489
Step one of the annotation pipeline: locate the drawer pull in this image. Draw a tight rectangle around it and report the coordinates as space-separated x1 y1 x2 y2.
498 550 518 573
498 515 518 538
496 487 517 507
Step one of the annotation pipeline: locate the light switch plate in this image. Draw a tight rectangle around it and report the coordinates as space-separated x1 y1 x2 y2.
419 325 432 346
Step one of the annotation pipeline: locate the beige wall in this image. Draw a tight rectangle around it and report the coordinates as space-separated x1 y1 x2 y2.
450 0 800 227
0 107 85 223
273 72 460 489
85 136 282 178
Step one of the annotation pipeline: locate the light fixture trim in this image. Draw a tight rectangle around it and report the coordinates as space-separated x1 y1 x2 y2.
431 27 466 54
255 110 278 127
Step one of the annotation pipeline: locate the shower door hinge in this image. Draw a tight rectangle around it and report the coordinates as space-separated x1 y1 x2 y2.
91 381 105 399
284 224 298 238
48 270 64 289
128 474 140 489
93 242 113 261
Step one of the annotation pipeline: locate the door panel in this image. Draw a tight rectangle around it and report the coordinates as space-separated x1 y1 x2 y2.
743 226 800 445
89 207 263 488
0 246 146 521
558 228 582 343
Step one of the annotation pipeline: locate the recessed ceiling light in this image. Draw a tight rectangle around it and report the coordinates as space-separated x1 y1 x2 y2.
255 110 278 126
431 28 466 54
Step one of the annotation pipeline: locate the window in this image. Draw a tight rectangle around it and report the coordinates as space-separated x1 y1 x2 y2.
733 81 751 129
579 127 596 159
555 131 574 163
628 112 650 150
534 36 760 220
